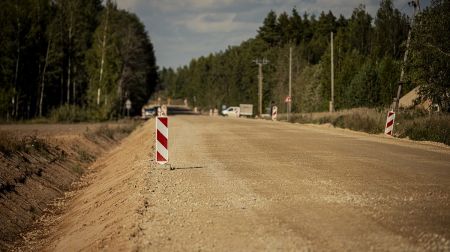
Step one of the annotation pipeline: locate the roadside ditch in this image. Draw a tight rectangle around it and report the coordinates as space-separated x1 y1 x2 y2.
0 122 140 250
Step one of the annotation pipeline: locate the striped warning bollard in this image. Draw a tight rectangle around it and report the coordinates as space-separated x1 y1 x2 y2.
156 117 169 165
384 110 395 136
271 106 277 121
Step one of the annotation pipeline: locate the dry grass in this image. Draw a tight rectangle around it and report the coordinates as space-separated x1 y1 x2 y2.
286 108 450 145
396 113 450 145
83 121 140 142
287 108 385 134
0 132 50 157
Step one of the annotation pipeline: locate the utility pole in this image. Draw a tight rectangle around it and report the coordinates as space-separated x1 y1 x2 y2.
330 32 335 112
288 47 292 121
253 58 269 116
394 0 420 112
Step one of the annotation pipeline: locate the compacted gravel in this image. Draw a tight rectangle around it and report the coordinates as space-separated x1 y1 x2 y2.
22 115 450 251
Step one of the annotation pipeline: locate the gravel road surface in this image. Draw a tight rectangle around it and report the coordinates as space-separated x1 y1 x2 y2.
34 115 450 251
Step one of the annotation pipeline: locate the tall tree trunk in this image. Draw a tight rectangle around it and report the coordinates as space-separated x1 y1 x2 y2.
39 39 51 117
35 0 41 117
13 0 21 118
73 66 76 104
67 8 73 104
98 3 110 105
117 28 132 114
67 56 71 104
60 73 64 105
59 5 64 106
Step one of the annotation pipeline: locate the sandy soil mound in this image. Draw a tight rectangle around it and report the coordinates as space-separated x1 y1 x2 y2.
0 123 136 250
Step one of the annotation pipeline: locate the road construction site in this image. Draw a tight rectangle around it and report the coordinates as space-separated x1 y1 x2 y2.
5 115 450 251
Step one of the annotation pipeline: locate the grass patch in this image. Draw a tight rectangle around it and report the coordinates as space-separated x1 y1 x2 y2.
288 108 450 145
0 132 50 157
84 121 140 142
289 108 385 134
396 114 450 145
97 125 116 139
76 149 94 163
72 164 85 175
0 132 21 156
332 113 384 134
50 104 90 122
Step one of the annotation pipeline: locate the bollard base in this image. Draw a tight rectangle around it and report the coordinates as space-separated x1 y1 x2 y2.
159 163 174 170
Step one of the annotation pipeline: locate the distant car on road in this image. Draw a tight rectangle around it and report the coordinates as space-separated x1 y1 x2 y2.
141 105 160 119
222 106 240 117
222 104 253 117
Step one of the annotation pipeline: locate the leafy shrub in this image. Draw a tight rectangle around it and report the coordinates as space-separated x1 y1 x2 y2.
332 113 384 134
50 105 90 122
290 108 450 145
397 114 450 145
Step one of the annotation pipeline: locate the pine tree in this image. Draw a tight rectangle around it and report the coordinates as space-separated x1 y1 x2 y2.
257 11 280 46
373 0 409 59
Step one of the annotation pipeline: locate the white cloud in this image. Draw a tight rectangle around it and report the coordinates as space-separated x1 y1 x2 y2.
175 12 257 33
116 0 141 11
115 0 423 68
147 0 237 12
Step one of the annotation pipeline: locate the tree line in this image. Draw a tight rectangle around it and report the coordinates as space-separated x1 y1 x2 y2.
0 0 158 121
160 0 449 113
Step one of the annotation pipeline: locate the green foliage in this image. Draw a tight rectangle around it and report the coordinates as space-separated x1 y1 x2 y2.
289 108 385 133
289 108 449 145
0 0 157 121
398 115 450 145
348 60 380 107
50 104 89 122
295 64 325 112
160 2 421 114
338 55 361 107
407 0 450 112
258 11 280 46
347 5 373 55
376 56 400 105
85 4 157 120
373 0 409 59
332 113 384 134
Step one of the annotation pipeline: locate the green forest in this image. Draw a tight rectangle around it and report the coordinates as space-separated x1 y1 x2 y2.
0 0 158 121
0 0 448 121
159 0 449 113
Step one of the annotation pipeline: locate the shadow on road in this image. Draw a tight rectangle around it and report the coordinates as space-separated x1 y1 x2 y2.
171 166 205 170
168 106 199 116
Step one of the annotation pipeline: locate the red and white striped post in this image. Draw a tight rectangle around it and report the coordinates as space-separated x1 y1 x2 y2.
156 117 168 164
384 110 395 136
271 106 277 121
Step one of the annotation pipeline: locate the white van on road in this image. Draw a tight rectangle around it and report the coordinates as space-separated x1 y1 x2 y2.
222 106 240 117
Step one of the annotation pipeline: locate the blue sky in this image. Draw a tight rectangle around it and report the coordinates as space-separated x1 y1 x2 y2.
116 0 426 69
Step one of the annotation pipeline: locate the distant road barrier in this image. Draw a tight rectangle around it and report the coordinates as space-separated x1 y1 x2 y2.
156 117 169 164
384 111 395 136
272 106 277 121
